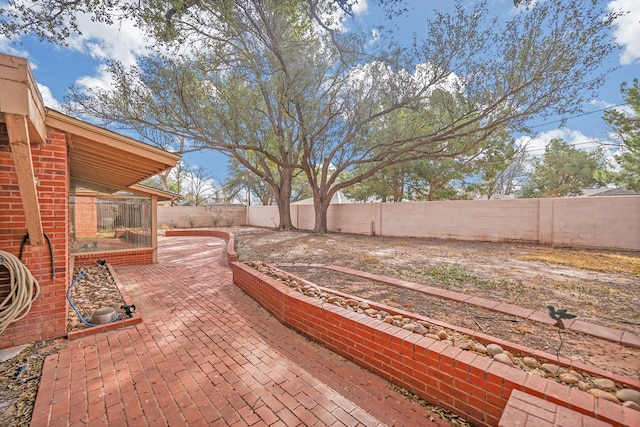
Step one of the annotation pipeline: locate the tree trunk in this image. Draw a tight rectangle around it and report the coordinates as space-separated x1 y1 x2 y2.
273 166 296 230
312 195 330 234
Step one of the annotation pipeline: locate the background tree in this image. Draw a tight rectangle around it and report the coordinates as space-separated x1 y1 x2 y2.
464 132 526 199
182 165 218 206
596 79 640 191
519 139 604 198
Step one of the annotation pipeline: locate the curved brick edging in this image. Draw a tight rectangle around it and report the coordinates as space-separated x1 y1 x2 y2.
231 261 639 427
164 229 238 262
276 263 640 349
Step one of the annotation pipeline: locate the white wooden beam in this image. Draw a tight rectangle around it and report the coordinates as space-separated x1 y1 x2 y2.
5 113 44 246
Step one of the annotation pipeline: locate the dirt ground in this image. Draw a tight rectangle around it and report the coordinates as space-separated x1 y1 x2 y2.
231 227 640 380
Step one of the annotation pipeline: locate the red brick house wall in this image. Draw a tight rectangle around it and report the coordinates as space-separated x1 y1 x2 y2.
74 195 97 238
0 126 70 348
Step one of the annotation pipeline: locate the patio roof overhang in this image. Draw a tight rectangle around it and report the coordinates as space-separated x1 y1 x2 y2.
0 52 180 245
45 110 180 193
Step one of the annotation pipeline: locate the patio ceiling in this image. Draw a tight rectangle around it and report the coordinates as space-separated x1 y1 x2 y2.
45 110 180 193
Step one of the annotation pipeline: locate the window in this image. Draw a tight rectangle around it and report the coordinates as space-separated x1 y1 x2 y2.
70 190 151 253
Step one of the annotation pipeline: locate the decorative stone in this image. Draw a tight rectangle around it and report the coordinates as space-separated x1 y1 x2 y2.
568 370 584 380
578 381 590 391
493 353 513 366
503 350 514 361
473 343 487 354
384 316 394 324
358 302 370 310
413 324 428 335
364 308 378 316
589 389 620 403
616 389 640 405
541 363 562 375
402 324 415 332
486 344 503 356
327 296 340 304
425 334 441 341
593 378 616 392
522 357 539 368
622 401 640 411
455 340 473 351
559 373 579 384
437 330 449 340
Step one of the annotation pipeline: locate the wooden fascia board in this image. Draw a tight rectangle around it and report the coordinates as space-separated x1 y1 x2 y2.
0 54 47 143
129 184 181 201
5 113 44 245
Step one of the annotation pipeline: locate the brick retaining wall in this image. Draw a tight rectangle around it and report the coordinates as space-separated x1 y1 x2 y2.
231 262 637 426
73 249 154 267
164 229 638 426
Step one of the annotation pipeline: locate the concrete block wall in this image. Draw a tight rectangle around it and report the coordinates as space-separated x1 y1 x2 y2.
158 205 246 229
248 196 640 251
0 127 70 348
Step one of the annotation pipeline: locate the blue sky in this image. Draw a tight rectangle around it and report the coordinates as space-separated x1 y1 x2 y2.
1 0 639 183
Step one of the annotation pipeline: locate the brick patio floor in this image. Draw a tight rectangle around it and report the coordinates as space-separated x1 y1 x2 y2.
31 235 447 426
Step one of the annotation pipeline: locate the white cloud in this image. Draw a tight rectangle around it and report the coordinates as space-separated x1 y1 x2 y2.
64 14 149 67
608 0 640 65
36 83 63 110
516 128 603 159
75 64 115 92
0 35 30 59
352 0 369 15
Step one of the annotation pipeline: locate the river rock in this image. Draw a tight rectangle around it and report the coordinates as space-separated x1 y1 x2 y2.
384 316 394 324
456 340 473 351
541 363 562 375
593 378 616 392
486 344 504 356
522 357 539 368
559 373 579 384
413 323 428 335
622 401 640 411
493 353 513 366
578 381 590 391
425 334 441 341
616 389 640 405
364 308 378 316
402 323 415 332
589 389 620 403
437 330 449 340
473 343 487 354
358 302 370 310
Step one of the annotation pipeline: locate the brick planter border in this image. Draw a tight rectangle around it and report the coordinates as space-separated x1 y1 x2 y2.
167 229 638 426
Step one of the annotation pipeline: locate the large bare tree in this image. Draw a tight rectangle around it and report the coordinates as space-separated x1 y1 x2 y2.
64 0 618 233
